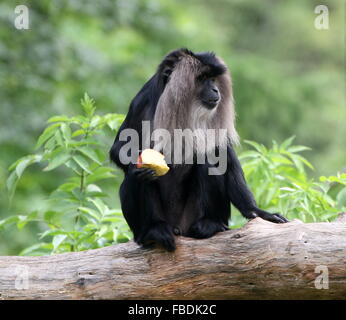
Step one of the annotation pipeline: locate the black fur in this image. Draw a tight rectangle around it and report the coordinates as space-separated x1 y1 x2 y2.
110 48 288 251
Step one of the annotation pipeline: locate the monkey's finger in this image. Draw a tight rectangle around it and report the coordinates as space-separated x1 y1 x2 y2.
145 174 159 181
272 213 289 223
136 168 152 177
140 169 156 180
265 213 288 224
140 169 158 181
132 167 149 175
252 208 289 224
134 168 157 179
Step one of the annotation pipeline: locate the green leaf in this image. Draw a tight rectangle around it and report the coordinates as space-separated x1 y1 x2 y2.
6 171 18 201
43 211 63 225
238 150 259 160
90 115 101 128
72 129 86 137
280 136 296 150
58 182 79 192
19 243 54 256
52 234 68 252
43 151 70 171
15 159 32 178
336 188 346 209
39 229 67 240
105 114 125 130
86 184 102 193
244 140 267 153
0 216 19 230
11 155 42 181
65 159 82 175
44 136 56 151
73 155 91 173
16 215 29 229
270 155 292 165
60 123 72 143
86 167 117 183
295 154 314 170
35 123 60 149
78 207 101 222
78 146 102 165
102 217 124 223
54 130 64 146
17 211 38 229
88 198 107 215
68 139 101 148
280 187 295 192
287 145 311 153
47 115 70 123
81 93 96 118
105 209 123 216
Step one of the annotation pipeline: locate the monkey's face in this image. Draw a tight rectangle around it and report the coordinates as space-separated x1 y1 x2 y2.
197 77 221 109
154 48 239 147
157 49 226 110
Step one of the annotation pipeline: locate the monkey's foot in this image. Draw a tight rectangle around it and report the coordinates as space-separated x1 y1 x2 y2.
187 219 228 239
252 209 288 223
139 222 176 251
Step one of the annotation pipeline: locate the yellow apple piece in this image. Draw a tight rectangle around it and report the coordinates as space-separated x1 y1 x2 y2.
136 149 169 176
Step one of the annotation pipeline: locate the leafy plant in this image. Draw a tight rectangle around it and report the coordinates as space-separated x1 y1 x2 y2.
2 94 130 255
230 137 345 228
2 103 345 255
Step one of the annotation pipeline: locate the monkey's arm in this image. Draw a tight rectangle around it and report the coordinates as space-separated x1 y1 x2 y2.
226 146 288 223
109 116 131 172
109 75 160 180
110 122 157 181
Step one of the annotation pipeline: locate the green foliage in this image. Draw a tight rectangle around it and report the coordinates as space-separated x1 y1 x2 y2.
2 98 345 255
0 0 344 255
2 94 130 255
231 137 346 228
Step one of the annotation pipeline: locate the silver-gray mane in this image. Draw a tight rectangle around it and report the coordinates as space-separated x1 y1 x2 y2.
153 52 239 160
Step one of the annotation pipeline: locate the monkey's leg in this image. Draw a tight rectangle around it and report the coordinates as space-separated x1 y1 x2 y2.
139 182 176 252
121 167 176 251
226 146 288 223
186 168 230 239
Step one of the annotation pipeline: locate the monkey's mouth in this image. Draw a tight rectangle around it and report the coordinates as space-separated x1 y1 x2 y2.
202 99 220 109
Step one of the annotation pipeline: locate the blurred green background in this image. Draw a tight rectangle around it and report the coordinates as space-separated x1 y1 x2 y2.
0 0 345 255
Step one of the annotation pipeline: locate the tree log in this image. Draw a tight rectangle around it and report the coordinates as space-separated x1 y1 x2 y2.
0 216 346 300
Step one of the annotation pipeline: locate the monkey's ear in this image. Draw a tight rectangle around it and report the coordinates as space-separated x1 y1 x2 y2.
159 59 176 84
162 66 173 79
160 65 173 85
159 49 194 84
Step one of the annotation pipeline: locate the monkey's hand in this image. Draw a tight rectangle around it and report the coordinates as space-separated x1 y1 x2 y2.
250 208 288 223
131 167 159 182
138 222 176 252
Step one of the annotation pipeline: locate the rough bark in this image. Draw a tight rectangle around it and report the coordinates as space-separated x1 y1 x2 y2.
0 216 346 300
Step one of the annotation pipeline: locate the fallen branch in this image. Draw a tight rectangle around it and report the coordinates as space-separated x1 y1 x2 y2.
1 215 346 300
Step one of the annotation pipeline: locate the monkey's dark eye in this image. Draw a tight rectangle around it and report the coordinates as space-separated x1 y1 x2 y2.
197 74 207 82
